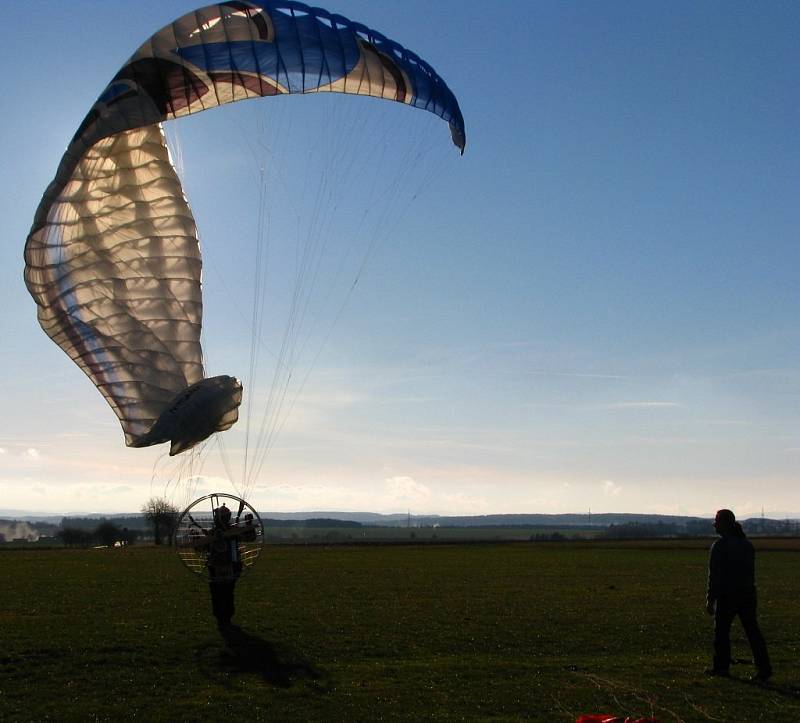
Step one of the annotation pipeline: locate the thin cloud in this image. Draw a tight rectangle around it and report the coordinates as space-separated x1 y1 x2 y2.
386 476 431 502
524 370 628 380
373 395 443 405
437 490 490 513
602 480 623 497
694 419 750 427
603 402 680 410
526 400 680 413
294 390 364 407
722 368 800 380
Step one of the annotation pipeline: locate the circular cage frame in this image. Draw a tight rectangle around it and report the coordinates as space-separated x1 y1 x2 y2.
174 492 264 581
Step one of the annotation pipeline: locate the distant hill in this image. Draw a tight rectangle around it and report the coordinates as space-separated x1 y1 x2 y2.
258 511 710 527
2 509 798 530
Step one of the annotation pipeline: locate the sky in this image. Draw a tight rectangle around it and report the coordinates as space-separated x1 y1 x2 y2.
1 1 798 517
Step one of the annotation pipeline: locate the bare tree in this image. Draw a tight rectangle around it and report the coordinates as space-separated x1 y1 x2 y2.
141 497 179 545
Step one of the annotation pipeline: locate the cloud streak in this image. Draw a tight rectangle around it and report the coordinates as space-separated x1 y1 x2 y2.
523 370 628 380
602 402 680 410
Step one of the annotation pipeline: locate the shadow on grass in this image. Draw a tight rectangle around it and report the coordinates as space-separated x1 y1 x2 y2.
743 679 800 701
196 625 324 689
727 660 800 698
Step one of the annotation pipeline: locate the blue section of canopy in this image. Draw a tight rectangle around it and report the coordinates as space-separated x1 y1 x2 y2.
175 7 362 91
170 1 464 142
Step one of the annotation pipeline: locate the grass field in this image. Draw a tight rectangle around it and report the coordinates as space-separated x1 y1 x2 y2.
2 540 799 721
261 524 601 543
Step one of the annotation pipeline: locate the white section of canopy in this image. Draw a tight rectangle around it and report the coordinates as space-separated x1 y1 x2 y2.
24 124 204 446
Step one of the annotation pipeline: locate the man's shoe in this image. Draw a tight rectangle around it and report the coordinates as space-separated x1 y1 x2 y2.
749 669 772 683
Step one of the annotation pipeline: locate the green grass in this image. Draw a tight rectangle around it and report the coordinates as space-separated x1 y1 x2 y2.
2 540 799 721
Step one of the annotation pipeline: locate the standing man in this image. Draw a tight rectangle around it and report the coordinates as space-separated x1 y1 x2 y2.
706 509 772 681
206 504 241 630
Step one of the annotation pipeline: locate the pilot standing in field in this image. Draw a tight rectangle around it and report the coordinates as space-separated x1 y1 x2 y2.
706 508 772 681
206 503 243 630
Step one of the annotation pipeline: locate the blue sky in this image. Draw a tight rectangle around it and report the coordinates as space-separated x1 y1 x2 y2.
1 1 798 516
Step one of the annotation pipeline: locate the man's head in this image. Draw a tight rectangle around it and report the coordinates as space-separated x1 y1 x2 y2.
714 508 736 535
215 504 232 527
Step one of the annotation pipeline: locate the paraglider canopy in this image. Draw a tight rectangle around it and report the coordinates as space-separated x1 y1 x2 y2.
24 1 465 455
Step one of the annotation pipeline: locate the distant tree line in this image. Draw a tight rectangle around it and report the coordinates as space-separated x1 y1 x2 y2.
743 518 800 536
599 518 800 540
61 516 149 532
263 517 363 528
10 507 799 548
601 522 683 539
530 532 575 542
58 522 141 548
58 497 180 546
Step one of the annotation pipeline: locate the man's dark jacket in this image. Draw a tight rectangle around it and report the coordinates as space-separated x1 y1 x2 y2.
707 533 756 601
